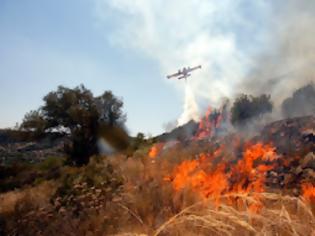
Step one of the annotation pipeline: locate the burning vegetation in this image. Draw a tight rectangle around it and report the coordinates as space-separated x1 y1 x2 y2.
3 0 315 234
0 84 314 235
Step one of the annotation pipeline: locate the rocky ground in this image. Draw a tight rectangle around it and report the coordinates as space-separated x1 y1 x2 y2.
0 132 66 165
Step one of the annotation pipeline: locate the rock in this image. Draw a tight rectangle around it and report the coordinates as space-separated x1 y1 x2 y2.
301 152 315 169
95 189 102 194
58 207 66 214
47 213 54 218
74 184 82 189
105 187 112 192
283 174 294 185
112 196 122 202
302 129 315 143
269 171 278 177
295 166 303 175
304 168 315 179
292 188 299 196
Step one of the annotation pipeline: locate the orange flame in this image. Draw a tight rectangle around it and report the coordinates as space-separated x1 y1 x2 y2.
194 106 225 140
230 142 277 194
149 143 164 158
172 159 199 191
166 142 278 210
196 107 212 139
302 183 315 203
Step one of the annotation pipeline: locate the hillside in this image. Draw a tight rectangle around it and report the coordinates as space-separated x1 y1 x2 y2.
0 115 314 235
0 130 66 165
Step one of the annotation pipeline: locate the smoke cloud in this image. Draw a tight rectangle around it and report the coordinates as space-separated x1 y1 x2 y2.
94 0 315 125
94 0 271 120
243 0 315 109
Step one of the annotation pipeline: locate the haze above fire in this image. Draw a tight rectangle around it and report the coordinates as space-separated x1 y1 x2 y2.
96 0 315 126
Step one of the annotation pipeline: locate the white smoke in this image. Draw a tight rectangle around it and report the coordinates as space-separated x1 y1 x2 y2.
95 0 315 124
94 0 272 123
243 0 315 108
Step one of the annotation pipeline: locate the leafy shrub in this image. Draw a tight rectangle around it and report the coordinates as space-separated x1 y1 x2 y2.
231 94 273 127
282 83 315 118
0 157 64 193
54 156 123 211
37 156 65 171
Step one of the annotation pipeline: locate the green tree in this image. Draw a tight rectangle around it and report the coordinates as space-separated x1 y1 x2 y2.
282 83 315 118
20 110 47 138
231 94 273 127
95 91 126 126
21 85 127 165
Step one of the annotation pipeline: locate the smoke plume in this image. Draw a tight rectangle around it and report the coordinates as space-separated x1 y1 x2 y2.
243 0 315 109
94 0 268 120
95 0 315 125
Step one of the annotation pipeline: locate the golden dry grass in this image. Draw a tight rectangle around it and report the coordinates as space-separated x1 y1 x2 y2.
0 180 56 215
152 193 315 236
0 146 314 235
107 153 315 236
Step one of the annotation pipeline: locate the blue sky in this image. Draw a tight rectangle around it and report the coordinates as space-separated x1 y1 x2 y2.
0 0 273 135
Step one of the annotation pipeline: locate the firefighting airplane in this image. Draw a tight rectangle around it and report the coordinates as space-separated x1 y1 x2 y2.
167 65 202 80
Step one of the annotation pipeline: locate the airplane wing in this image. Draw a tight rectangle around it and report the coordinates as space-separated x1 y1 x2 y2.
178 74 191 80
167 71 182 79
187 65 202 73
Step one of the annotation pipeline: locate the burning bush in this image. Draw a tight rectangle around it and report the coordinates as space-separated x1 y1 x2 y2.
166 142 278 208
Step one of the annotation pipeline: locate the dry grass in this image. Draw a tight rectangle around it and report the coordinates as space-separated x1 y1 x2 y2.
0 180 56 215
0 144 314 235
152 193 315 236
106 151 315 236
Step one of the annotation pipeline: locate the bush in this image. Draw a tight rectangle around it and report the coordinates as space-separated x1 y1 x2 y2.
20 110 47 138
54 156 123 210
282 83 315 118
37 156 65 171
0 157 64 193
231 94 273 127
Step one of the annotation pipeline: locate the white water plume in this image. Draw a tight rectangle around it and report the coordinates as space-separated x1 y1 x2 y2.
177 84 199 126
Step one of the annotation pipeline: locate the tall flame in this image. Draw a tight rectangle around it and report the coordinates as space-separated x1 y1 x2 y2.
149 143 164 158
194 106 225 140
166 142 278 209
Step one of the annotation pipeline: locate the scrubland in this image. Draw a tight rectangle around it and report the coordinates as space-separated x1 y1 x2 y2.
0 140 314 236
